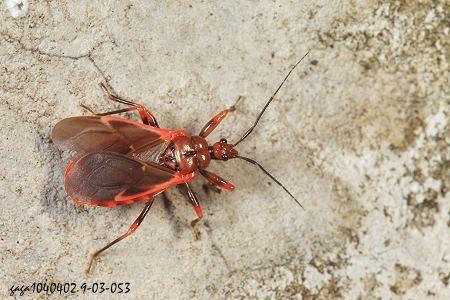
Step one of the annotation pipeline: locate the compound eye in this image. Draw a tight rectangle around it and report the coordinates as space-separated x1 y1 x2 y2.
221 154 229 161
220 138 227 144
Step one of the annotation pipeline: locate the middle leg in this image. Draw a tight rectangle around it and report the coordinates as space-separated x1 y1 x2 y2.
178 182 203 240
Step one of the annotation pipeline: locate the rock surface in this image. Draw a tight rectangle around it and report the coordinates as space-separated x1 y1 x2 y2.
1 1 448 299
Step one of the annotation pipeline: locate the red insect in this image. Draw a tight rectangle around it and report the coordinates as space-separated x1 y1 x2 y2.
52 51 309 274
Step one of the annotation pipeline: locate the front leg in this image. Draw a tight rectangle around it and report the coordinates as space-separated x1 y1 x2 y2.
198 96 244 138
199 169 235 192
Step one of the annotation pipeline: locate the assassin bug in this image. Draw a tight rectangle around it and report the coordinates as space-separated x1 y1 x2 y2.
52 51 309 274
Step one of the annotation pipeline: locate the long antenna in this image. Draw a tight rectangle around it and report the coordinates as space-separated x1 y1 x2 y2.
233 50 310 147
236 156 304 209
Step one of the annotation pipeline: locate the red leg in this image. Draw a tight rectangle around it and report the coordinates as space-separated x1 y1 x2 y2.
86 200 154 275
80 103 141 116
179 183 203 240
200 169 235 191
199 109 230 138
198 96 244 138
95 82 159 127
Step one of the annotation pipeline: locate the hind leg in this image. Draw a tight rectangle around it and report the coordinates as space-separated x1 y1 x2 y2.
86 200 154 275
81 83 159 127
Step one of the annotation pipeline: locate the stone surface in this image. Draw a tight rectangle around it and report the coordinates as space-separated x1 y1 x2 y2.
1 1 448 299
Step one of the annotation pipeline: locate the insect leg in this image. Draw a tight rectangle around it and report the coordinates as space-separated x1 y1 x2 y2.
229 95 244 112
86 199 154 275
200 169 235 191
80 103 140 116
99 82 159 127
198 96 244 138
178 183 202 240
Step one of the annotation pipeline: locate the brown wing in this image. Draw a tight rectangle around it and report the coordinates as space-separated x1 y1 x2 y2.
52 116 172 162
65 151 189 207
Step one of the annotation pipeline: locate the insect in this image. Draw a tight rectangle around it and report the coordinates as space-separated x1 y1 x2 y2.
52 51 309 274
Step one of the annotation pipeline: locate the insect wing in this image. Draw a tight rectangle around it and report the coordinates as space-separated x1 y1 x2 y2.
52 116 171 158
65 151 185 206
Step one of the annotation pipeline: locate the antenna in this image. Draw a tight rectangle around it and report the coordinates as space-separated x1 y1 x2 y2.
236 156 304 209
233 50 310 146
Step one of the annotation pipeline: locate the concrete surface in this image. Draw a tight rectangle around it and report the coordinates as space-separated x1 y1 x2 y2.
1 1 448 299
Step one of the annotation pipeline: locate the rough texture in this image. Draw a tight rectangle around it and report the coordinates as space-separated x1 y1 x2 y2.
1 1 448 299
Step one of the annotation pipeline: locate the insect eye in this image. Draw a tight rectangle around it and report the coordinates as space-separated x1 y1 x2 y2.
220 138 227 144
221 154 229 161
